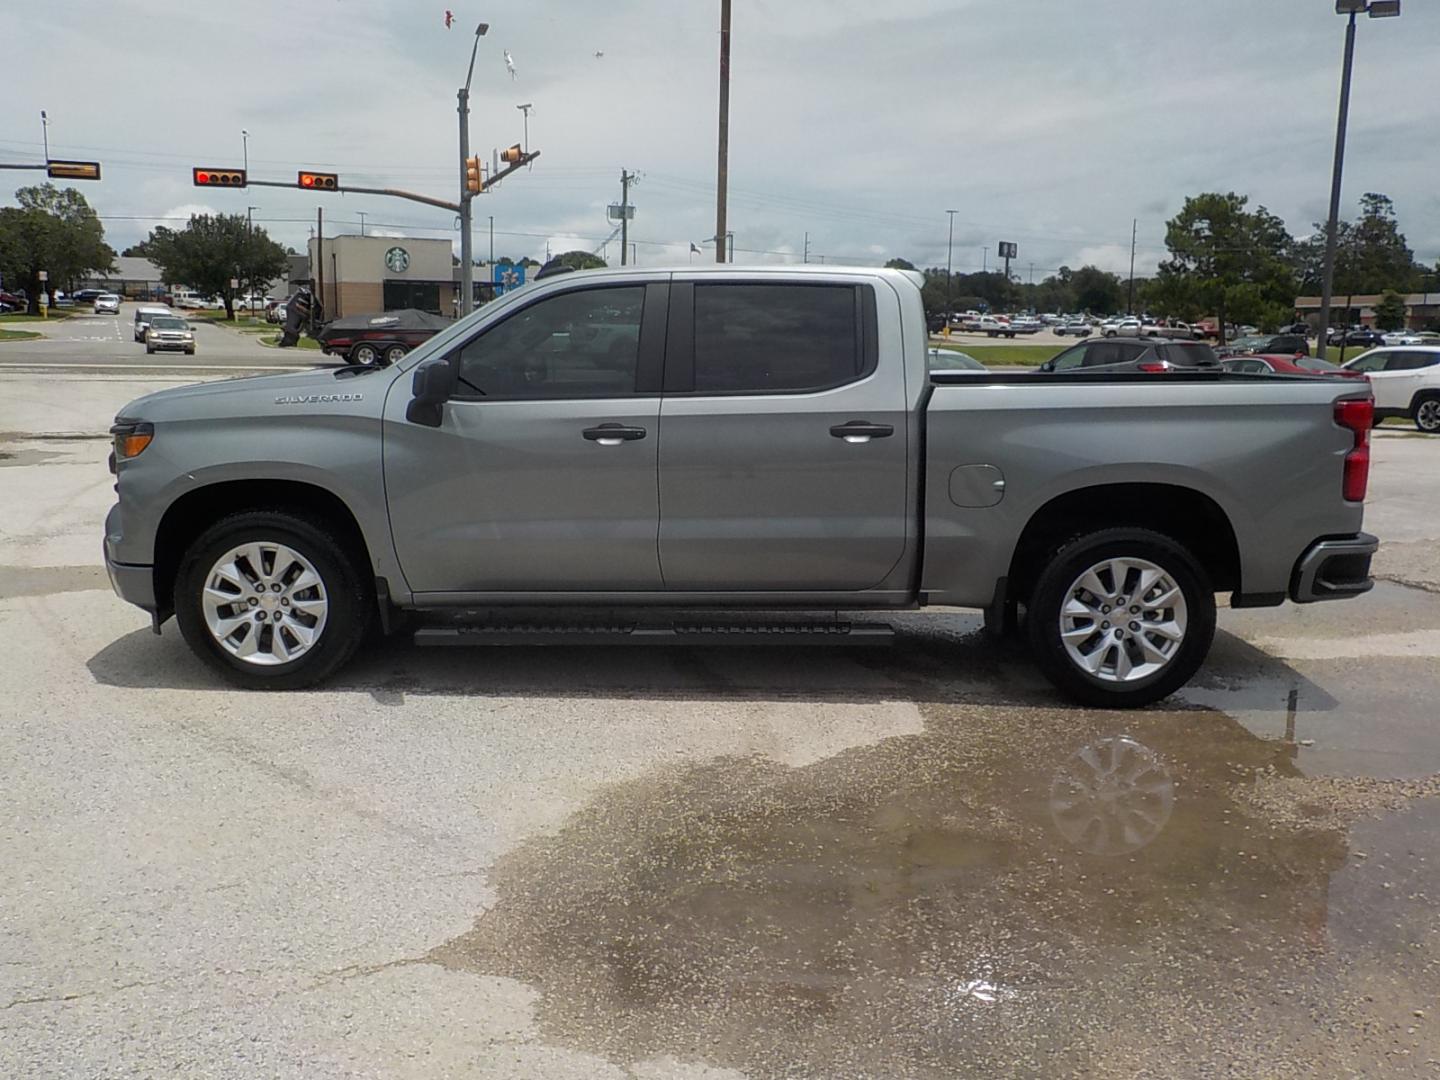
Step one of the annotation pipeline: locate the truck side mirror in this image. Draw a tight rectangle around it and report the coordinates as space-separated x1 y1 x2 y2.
406 358 458 427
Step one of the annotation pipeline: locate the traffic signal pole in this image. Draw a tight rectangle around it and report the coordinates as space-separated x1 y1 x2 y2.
459 84 475 316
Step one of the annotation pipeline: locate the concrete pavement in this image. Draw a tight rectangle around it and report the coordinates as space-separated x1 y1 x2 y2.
1 369 1438 1077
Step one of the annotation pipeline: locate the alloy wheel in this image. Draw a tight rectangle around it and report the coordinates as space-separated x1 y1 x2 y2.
1058 557 1187 683
200 541 328 666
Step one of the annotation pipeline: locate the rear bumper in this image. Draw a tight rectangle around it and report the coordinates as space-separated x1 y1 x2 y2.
1290 532 1378 603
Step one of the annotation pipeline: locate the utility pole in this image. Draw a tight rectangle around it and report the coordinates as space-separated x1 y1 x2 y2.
40 110 48 160
517 103 533 153
946 209 957 314
458 23 489 317
489 215 494 267
715 0 731 265
315 206 324 324
358 211 366 236
1318 14 1359 360
620 169 633 266
1127 218 1137 315
803 231 809 264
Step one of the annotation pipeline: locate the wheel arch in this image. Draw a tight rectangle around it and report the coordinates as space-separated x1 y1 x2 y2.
1006 482 1241 603
153 480 373 620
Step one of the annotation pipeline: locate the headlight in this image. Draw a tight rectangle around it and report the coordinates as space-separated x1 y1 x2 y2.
110 418 154 462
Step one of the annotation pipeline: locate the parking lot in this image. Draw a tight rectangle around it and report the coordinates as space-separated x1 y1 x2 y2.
2 350 1439 1076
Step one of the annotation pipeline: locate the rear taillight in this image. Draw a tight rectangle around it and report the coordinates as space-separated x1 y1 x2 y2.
1334 397 1372 502
1137 361 1168 373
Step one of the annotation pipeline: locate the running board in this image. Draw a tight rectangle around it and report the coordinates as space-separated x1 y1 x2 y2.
413 621 896 647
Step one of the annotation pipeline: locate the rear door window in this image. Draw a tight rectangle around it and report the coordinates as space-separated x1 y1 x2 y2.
1346 351 1390 374
690 284 867 393
1388 351 1440 371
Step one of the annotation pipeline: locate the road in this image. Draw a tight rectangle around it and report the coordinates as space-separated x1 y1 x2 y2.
1 368 1438 1078
0 309 318 372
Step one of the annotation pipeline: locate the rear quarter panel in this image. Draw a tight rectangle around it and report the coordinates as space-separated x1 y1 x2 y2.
920 378 1368 605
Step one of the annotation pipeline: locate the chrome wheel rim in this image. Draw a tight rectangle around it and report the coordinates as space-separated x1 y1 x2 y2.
1059 557 1187 683
1049 736 1174 855
1418 400 1440 432
200 542 328 666
354 344 378 364
384 345 407 364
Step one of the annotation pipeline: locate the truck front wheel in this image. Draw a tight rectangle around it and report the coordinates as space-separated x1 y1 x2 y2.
1026 528 1215 708
174 511 374 690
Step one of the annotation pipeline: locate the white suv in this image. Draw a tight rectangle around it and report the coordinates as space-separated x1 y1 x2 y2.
1343 346 1440 433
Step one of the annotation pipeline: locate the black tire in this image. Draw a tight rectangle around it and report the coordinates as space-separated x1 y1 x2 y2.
174 510 374 690
1414 396 1440 434
1025 527 1216 708
350 342 380 365
383 344 408 366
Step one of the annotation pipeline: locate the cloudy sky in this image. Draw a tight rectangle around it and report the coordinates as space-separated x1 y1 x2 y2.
4 0 1437 278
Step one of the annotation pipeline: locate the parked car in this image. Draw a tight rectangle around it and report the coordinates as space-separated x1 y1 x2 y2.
313 309 454 366
1329 326 1385 349
978 315 1018 338
143 315 196 355
1037 337 1218 374
133 305 174 342
1342 346 1440 432
103 266 1378 707
1007 316 1044 335
927 348 986 371
94 294 121 315
0 289 27 313
1217 333 1311 359
1381 329 1428 346
1280 323 1312 336
1219 354 1366 380
1103 317 1164 339
1054 319 1092 337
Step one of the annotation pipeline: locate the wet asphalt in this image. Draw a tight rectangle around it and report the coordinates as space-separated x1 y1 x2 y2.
0 373 1437 1078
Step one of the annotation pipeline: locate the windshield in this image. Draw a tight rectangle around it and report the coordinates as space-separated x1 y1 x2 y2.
1295 356 1343 373
151 317 188 330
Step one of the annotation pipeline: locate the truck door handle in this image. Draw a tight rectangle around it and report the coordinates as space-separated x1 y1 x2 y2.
583 423 647 446
830 421 894 444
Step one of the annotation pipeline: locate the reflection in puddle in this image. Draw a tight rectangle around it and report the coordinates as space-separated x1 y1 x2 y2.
429 702 1440 1075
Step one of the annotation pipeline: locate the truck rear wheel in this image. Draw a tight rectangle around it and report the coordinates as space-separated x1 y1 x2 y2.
174 511 373 690
1026 528 1215 708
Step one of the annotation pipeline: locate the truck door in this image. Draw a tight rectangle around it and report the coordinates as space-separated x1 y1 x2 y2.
656 278 910 591
383 281 667 594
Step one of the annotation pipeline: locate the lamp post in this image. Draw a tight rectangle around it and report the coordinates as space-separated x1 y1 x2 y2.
458 23 489 317
945 209 958 318
241 129 248 175
1317 0 1400 360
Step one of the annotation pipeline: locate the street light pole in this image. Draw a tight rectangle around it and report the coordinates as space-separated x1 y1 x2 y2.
1317 0 1400 360
458 23 489 318
945 209 957 315
715 0 731 265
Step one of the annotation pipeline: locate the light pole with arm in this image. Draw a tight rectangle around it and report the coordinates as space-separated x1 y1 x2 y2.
1317 0 1400 360
945 209 957 317
458 23 489 317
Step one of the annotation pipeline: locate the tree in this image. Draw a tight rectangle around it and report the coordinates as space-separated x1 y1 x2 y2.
1070 265 1125 315
0 183 115 312
1374 290 1407 331
548 250 606 271
1154 192 1297 336
139 214 288 319
884 257 917 272
1292 193 1420 300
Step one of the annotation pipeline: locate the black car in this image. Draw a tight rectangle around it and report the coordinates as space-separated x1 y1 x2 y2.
1217 333 1310 359
71 288 106 303
1327 325 1385 348
1037 337 1218 374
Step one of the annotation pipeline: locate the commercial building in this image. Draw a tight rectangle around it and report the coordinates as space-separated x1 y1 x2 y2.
1294 292 1440 330
307 235 457 319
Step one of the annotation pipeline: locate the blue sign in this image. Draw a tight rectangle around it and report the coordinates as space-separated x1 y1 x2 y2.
492 263 526 294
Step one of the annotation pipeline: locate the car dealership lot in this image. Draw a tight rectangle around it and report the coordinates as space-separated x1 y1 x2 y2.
2 368 1438 1077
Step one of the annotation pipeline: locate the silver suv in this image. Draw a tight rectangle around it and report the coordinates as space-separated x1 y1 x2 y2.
144 315 196 355
1038 337 1218 374
132 305 173 343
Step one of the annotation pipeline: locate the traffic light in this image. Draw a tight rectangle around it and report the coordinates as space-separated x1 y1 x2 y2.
46 159 101 181
192 167 247 188
500 143 523 165
298 171 339 191
465 155 483 194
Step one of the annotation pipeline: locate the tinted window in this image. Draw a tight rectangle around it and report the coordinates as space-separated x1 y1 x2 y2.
1296 356 1343 374
455 286 644 400
1223 358 1267 374
1388 351 1440 371
1163 342 1217 367
151 317 187 330
693 284 860 393
1083 341 1146 367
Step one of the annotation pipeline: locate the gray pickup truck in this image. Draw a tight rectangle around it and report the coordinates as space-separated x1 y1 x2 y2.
103 266 1377 707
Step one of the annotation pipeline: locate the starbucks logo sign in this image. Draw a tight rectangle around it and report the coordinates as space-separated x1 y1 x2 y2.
384 246 410 273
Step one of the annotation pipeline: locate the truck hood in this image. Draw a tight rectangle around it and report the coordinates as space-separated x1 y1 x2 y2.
116 365 397 422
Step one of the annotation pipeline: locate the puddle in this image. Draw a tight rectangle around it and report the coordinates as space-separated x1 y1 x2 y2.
430 704 1439 1076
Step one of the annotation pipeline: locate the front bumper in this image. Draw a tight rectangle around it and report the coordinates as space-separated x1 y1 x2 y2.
1290 532 1378 603
147 339 194 351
